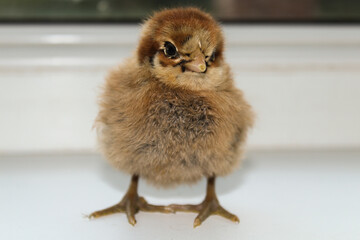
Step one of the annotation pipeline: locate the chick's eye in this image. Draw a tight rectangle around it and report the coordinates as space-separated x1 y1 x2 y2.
210 51 216 62
164 42 177 58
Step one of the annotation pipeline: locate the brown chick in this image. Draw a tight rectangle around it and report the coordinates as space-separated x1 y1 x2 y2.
89 7 254 227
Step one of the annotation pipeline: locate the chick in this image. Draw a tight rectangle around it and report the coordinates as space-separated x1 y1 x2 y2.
89 7 254 227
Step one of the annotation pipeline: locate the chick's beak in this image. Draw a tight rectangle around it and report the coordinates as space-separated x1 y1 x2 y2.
184 54 206 73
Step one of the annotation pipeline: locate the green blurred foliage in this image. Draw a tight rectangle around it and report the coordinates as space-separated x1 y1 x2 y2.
319 0 360 19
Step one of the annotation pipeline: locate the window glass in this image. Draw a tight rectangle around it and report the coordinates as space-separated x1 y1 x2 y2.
0 0 359 22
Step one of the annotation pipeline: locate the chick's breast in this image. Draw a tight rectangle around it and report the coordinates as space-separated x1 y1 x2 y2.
96 60 253 187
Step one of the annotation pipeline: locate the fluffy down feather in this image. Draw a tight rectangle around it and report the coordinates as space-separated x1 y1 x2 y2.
95 8 254 187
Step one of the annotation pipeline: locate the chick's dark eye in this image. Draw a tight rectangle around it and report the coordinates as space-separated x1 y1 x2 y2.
164 41 177 58
210 51 216 62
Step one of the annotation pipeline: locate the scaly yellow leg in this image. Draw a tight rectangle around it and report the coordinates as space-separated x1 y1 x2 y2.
88 175 173 226
168 176 239 228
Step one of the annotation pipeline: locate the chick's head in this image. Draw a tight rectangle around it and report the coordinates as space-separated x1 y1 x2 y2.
137 8 228 90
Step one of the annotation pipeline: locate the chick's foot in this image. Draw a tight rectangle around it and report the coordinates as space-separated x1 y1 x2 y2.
88 175 173 226
168 176 239 228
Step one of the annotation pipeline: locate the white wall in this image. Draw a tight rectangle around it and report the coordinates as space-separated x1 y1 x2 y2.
0 25 359 153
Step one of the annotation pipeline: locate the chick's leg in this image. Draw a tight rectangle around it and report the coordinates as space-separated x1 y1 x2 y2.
169 176 239 228
88 175 172 226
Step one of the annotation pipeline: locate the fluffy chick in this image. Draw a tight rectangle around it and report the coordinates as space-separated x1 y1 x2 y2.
90 7 254 227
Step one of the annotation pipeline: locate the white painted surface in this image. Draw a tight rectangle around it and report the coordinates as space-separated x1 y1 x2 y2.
1 151 359 240
0 25 360 153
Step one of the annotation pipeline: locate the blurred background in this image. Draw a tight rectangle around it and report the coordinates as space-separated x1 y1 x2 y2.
0 0 359 154
1 1 360 240
1 0 360 22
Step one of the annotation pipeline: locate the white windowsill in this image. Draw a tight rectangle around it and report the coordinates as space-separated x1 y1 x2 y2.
1 150 359 240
